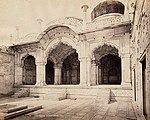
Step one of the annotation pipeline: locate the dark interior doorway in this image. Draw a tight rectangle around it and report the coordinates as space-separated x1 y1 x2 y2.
99 54 121 84
141 57 147 117
62 52 80 84
23 55 36 85
133 69 136 101
46 60 54 84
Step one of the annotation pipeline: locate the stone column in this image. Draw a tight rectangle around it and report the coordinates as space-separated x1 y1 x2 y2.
121 53 131 86
15 63 23 85
54 63 62 85
79 58 91 86
96 66 99 85
66 70 70 84
98 65 102 84
35 62 46 86
90 60 97 85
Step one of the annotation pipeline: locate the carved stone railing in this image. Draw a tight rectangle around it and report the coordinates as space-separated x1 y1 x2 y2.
45 17 83 30
86 15 125 30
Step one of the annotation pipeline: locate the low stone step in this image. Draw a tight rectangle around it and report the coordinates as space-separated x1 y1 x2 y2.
1 105 28 113
12 88 30 98
95 89 110 104
0 106 42 120
0 104 16 110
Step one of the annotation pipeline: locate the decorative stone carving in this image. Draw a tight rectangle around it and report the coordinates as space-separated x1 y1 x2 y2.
47 42 76 64
87 15 124 30
136 11 149 55
93 44 119 61
45 17 83 31
40 26 78 49
11 42 39 53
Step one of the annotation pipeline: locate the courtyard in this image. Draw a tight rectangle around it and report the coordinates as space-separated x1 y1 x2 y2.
0 97 138 120
0 0 150 119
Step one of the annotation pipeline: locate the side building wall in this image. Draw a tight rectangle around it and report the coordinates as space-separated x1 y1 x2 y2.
131 0 150 119
0 46 15 95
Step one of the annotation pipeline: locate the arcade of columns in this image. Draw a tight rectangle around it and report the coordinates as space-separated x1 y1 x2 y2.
14 28 132 87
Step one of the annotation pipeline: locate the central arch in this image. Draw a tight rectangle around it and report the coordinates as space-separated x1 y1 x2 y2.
46 42 80 85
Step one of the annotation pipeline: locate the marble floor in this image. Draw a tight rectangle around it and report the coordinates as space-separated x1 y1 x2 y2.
0 97 138 120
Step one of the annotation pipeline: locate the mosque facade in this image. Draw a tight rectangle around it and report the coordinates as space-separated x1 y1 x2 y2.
0 0 150 119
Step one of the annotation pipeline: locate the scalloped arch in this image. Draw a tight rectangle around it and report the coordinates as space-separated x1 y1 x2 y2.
44 39 79 64
91 42 120 61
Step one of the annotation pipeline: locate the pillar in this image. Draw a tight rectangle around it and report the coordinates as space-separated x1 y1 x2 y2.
79 58 91 86
66 70 70 84
121 53 131 86
98 65 102 84
15 63 23 85
35 62 46 86
90 60 97 85
96 66 99 85
54 63 62 85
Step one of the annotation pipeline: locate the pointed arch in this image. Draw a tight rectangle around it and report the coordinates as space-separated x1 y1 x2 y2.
92 43 120 61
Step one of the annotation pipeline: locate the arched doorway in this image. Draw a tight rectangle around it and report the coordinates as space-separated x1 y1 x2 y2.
93 44 121 85
99 54 121 84
46 59 54 84
47 42 80 85
62 52 80 84
22 55 36 85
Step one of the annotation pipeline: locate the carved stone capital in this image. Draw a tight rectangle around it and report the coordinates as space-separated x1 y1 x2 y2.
120 53 130 58
54 62 63 69
35 62 47 66
91 59 97 65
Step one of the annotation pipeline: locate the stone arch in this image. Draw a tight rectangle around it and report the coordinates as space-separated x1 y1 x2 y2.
91 43 120 61
38 25 80 49
21 53 36 67
46 42 78 64
44 40 80 85
99 54 121 84
44 37 80 63
43 23 83 35
91 44 121 85
22 55 36 85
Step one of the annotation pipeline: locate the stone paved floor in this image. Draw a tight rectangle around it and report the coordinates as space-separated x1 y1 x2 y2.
0 98 137 120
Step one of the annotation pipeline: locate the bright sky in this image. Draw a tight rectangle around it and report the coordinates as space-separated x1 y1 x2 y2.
0 0 102 46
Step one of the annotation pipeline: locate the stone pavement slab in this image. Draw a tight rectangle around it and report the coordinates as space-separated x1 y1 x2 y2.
0 97 137 120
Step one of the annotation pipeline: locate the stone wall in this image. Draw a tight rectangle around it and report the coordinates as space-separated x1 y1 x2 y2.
131 0 150 118
0 46 15 95
28 86 132 102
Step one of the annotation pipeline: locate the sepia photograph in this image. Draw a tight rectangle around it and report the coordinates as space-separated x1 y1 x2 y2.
0 0 150 119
